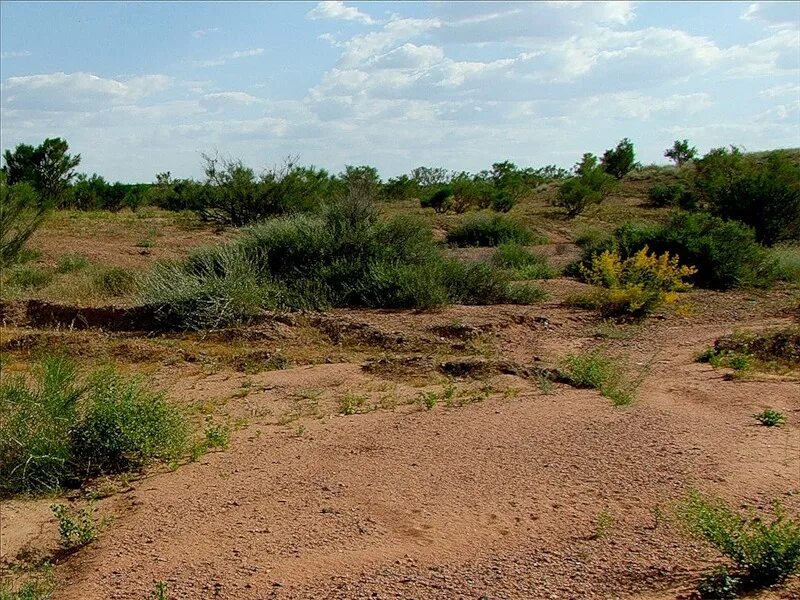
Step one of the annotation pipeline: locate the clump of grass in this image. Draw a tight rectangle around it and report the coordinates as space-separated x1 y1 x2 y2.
339 392 368 415
55 253 90 274
680 491 800 588
417 391 438 410
753 409 786 427
91 266 136 296
7 264 53 290
150 581 170 600
190 419 231 461
492 242 556 279
592 509 614 539
0 357 188 496
446 213 538 247
51 503 98 549
558 350 636 406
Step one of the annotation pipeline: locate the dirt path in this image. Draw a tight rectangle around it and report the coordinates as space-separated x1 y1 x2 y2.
17 294 788 599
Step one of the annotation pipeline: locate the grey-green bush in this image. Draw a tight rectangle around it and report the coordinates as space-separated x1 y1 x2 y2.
446 213 536 247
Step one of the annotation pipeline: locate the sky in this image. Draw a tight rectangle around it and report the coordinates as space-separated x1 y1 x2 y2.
1 1 799 183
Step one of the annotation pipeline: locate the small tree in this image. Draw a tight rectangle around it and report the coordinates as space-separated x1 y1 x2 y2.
555 154 616 218
600 138 637 179
665 139 698 166
2 138 81 206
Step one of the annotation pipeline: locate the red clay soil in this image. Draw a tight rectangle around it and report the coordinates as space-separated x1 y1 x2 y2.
3 290 800 599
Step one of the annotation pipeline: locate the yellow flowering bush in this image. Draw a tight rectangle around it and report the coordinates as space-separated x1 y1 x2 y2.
577 246 696 317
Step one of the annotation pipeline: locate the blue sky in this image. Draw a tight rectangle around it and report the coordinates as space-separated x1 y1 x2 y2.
1 1 798 182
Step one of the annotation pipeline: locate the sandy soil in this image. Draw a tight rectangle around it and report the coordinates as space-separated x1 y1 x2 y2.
2 284 798 599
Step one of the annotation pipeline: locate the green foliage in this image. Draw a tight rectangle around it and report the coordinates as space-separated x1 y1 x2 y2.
600 138 638 179
51 503 98 549
7 265 54 290
572 213 775 290
680 491 800 586
492 242 556 279
141 195 541 328
0 181 45 269
446 213 536 247
694 148 800 246
696 565 739 599
420 187 453 213
771 245 800 284
555 153 616 217
0 358 187 496
198 154 336 226
647 182 696 208
55 253 90 274
150 581 170 600
558 351 635 406
383 174 419 201
418 391 438 410
339 392 367 415
753 409 786 427
665 139 698 166
2 137 81 205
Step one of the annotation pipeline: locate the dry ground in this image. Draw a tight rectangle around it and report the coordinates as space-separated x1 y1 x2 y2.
2 283 799 599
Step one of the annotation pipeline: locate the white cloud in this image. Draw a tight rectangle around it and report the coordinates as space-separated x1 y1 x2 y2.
1 50 32 59
1 72 172 111
760 82 800 98
724 28 800 77
741 2 800 29
307 1 376 25
195 48 264 68
192 27 220 39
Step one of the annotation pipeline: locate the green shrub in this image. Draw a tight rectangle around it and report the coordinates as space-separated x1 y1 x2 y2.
446 213 536 247
492 242 556 279
0 564 55 600
680 491 800 586
558 351 635 406
51 503 98 549
695 148 800 246
665 139 698 166
0 358 188 496
92 266 136 296
753 409 786 427
696 565 739 599
648 182 696 208
490 190 516 213
142 195 542 329
571 213 775 290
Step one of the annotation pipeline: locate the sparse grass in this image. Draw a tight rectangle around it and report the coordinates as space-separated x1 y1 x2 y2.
417 390 438 410
0 564 56 600
339 392 368 415
592 509 614 539
753 409 786 427
150 581 170 600
7 265 54 290
680 491 800 588
558 350 636 406
698 327 800 378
